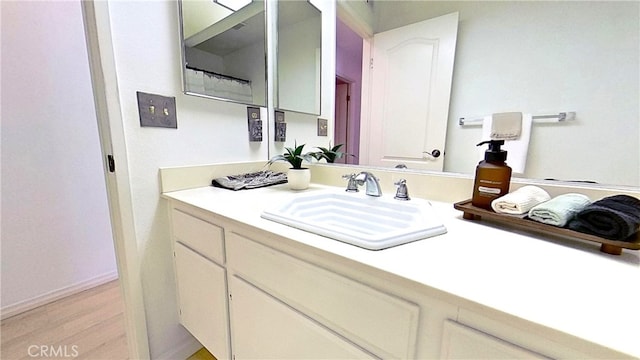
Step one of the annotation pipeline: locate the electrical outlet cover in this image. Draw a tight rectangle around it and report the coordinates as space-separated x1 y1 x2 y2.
137 91 177 128
275 122 287 142
317 118 328 136
249 119 263 142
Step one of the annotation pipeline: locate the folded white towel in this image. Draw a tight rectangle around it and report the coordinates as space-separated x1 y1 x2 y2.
528 193 592 227
491 185 551 215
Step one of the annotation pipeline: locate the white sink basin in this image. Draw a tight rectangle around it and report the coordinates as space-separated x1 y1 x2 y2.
261 190 447 250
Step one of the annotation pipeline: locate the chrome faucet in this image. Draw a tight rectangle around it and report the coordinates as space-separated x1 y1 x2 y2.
394 179 410 201
355 172 382 197
341 173 359 192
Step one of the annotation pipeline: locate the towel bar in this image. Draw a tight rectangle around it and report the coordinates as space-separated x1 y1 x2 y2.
459 112 576 126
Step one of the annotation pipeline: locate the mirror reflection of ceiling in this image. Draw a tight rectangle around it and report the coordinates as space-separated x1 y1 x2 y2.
278 0 321 26
336 0 639 187
183 0 264 56
180 0 267 107
181 1 233 38
194 11 265 56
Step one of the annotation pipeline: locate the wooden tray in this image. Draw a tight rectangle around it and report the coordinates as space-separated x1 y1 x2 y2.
454 199 640 255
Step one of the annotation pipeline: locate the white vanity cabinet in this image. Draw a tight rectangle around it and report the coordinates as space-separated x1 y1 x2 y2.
166 194 633 360
170 207 230 360
445 308 625 360
440 320 548 359
225 230 425 359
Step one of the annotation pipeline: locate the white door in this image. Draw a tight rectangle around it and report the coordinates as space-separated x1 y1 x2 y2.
174 243 230 360
363 12 458 170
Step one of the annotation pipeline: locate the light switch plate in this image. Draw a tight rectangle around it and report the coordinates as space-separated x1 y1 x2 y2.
137 91 177 128
317 118 328 136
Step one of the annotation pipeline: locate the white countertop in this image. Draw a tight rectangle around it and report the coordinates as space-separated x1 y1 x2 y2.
163 183 640 358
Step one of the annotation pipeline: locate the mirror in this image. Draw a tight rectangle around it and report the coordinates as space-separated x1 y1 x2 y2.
276 0 322 115
179 0 267 107
334 1 639 187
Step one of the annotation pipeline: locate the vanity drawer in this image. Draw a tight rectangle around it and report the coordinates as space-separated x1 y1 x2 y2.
226 231 420 359
171 208 225 264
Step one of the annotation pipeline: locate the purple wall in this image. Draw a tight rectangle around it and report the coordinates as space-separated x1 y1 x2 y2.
335 18 363 164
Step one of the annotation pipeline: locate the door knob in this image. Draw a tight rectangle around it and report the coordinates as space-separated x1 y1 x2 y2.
423 149 441 158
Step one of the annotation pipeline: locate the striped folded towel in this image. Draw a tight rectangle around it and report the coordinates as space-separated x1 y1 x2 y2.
212 170 287 191
491 185 551 215
528 193 591 227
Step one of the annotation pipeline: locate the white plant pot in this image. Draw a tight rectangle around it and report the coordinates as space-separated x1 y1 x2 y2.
287 168 311 190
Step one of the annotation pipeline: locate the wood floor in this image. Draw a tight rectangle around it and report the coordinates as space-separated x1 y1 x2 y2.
1 280 128 360
186 348 216 360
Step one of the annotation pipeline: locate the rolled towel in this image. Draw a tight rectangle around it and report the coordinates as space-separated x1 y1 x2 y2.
567 195 640 241
491 185 551 215
528 193 591 227
212 170 287 191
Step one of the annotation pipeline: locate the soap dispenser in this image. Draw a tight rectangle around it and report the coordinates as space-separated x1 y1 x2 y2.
472 140 512 210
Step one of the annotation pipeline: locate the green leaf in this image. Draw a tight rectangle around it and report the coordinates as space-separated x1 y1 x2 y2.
266 141 315 169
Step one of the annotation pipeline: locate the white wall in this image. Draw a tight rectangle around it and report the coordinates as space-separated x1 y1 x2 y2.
100 0 270 357
94 1 336 356
1 1 117 314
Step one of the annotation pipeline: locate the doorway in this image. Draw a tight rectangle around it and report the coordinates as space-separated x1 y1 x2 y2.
334 77 353 164
335 17 364 165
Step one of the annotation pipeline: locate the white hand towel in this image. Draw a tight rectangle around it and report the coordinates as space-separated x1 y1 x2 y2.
528 193 592 227
491 185 551 215
479 113 533 174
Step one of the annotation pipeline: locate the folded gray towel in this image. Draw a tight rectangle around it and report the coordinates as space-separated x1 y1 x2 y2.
212 170 287 191
567 195 640 241
528 193 591 227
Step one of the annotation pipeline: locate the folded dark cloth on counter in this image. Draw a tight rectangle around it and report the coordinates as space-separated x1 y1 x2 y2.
567 195 640 241
212 170 287 191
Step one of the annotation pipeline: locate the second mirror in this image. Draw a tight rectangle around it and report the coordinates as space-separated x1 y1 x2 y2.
276 0 322 115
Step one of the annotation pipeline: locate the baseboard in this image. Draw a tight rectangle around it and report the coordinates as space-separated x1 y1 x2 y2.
1 271 119 320
155 337 202 360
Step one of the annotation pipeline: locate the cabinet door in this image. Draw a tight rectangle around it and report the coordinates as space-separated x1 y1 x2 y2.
174 242 230 360
229 275 378 360
226 232 420 358
440 320 549 359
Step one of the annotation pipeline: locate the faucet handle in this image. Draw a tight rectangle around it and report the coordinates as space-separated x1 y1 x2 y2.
394 179 411 201
342 174 359 192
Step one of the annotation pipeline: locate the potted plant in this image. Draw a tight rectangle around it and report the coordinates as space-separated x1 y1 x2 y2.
268 142 315 190
312 143 354 163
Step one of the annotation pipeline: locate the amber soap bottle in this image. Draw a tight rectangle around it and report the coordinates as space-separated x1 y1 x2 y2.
472 140 512 210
